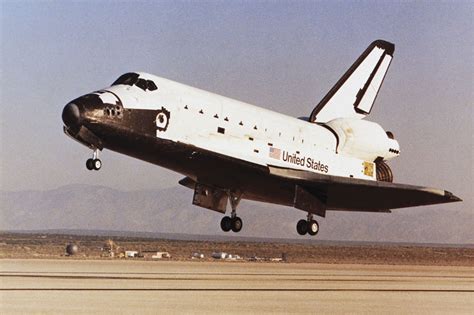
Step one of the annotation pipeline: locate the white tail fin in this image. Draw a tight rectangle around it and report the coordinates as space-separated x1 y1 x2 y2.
309 40 394 123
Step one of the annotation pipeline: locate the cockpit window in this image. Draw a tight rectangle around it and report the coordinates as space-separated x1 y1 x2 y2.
112 73 158 92
136 78 148 90
112 72 139 86
147 80 158 91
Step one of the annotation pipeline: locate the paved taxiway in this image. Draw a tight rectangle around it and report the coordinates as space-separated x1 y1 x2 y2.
1 259 473 314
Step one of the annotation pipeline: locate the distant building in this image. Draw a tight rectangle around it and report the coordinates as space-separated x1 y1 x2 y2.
125 251 138 258
212 252 227 259
140 251 171 259
212 252 242 260
101 239 120 257
248 255 263 262
192 252 205 259
151 252 171 259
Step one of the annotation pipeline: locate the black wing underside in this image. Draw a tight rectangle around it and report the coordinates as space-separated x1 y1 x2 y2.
269 166 461 212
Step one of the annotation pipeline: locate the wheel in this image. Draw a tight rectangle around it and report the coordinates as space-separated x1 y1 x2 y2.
93 159 102 170
86 158 94 170
307 220 319 236
231 216 243 233
220 216 232 232
296 219 308 235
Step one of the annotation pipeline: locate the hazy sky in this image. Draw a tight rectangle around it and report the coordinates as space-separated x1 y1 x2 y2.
1 1 472 215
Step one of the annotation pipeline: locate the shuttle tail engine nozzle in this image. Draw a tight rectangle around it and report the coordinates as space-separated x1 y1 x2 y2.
376 160 393 182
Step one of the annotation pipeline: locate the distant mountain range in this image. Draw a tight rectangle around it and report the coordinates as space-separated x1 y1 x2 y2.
1 184 472 244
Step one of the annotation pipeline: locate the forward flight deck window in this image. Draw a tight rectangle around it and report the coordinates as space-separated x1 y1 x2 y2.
136 78 148 90
147 80 158 91
112 72 158 92
112 72 139 86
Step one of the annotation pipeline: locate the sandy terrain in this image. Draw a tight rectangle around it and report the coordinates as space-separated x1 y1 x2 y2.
1 234 473 314
1 259 473 314
1 232 473 266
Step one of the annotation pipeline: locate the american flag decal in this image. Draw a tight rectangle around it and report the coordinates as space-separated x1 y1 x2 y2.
269 147 281 159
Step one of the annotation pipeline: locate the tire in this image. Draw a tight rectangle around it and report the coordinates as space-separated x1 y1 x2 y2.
307 220 319 236
93 159 102 170
296 219 308 235
220 216 232 232
86 158 94 170
231 217 243 233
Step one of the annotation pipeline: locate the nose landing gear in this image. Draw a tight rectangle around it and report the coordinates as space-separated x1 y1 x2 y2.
86 149 102 171
296 213 319 236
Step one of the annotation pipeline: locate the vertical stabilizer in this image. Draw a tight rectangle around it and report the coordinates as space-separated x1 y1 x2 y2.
309 40 395 123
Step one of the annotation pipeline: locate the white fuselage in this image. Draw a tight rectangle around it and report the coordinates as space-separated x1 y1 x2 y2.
61 41 461 234
103 73 399 181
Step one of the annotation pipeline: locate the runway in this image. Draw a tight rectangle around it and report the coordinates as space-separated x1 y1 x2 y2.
1 259 473 314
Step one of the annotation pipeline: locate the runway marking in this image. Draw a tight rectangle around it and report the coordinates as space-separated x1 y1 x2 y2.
2 271 473 279
2 274 472 283
0 274 424 282
1 288 473 292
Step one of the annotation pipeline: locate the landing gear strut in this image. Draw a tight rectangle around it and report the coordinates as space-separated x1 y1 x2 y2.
86 149 102 171
220 191 243 233
296 213 319 236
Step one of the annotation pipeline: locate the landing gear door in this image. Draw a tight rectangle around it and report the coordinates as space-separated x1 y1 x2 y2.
192 183 228 213
294 185 326 217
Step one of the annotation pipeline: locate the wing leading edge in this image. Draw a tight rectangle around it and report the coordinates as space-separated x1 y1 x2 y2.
269 166 461 212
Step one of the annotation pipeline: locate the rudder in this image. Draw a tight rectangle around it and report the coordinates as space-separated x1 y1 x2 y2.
309 40 395 123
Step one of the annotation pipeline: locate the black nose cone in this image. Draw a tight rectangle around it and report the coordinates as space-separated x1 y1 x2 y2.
62 103 81 127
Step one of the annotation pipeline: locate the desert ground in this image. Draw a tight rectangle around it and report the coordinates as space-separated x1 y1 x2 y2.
1 233 473 314
1 259 473 314
0 232 473 265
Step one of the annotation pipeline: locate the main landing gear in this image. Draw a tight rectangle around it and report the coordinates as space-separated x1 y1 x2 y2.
220 192 243 233
296 213 319 236
86 149 102 171
220 213 243 233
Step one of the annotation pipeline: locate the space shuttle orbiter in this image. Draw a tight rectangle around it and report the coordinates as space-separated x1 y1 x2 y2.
62 40 461 236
